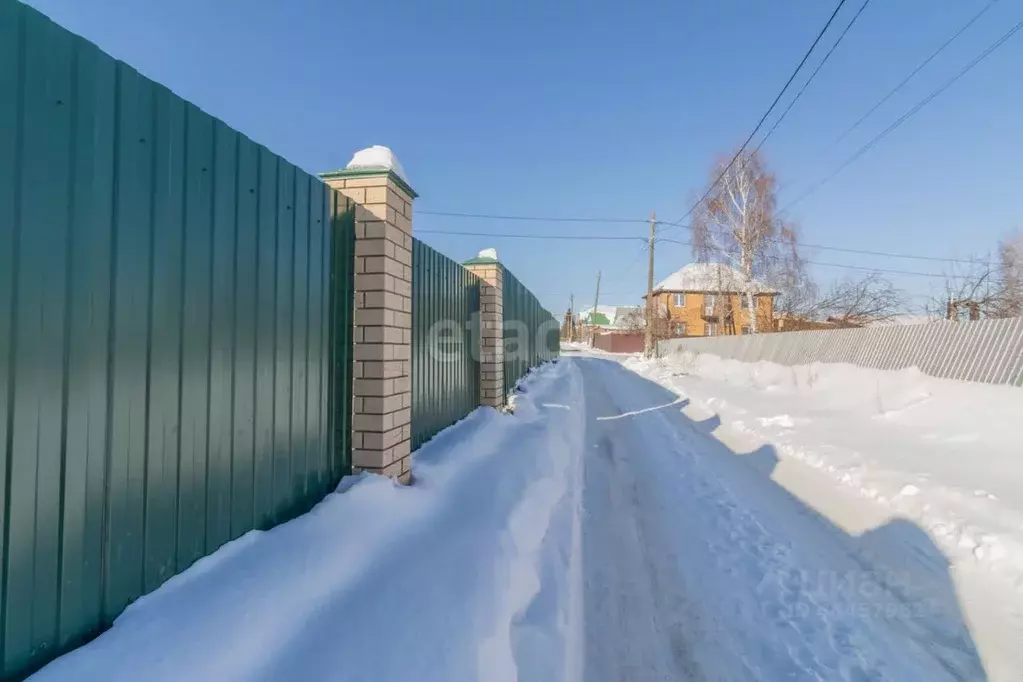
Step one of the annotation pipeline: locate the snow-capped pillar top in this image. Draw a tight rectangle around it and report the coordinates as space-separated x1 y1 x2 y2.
319 145 418 200
345 145 409 182
463 248 500 266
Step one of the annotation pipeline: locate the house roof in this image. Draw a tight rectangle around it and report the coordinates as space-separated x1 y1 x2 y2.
577 305 642 329
653 263 776 294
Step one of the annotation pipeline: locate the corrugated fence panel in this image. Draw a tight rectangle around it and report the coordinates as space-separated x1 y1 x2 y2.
658 317 1023 388
0 3 356 678
410 239 481 450
502 266 559 397
329 192 356 483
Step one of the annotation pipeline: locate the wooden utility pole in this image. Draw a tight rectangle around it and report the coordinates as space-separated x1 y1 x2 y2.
569 293 575 341
591 271 601 327
645 211 656 356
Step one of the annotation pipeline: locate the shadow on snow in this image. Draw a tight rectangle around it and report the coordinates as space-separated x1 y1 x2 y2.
575 356 986 681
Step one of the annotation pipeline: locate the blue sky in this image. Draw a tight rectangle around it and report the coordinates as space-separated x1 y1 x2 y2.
23 0 1023 315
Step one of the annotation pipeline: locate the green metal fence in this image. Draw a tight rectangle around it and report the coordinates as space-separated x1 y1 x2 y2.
411 239 481 450
0 3 355 678
502 267 560 396
329 195 357 477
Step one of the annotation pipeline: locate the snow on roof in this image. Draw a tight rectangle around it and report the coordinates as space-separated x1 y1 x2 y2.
578 305 642 328
653 262 776 294
344 145 409 182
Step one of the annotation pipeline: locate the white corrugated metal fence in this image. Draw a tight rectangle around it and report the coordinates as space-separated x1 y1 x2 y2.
657 318 1023 386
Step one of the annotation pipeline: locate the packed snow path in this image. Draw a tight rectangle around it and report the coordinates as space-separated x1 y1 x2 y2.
573 356 988 681
31 355 1010 681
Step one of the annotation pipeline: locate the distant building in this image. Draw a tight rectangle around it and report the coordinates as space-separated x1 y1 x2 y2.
644 263 777 337
577 305 643 332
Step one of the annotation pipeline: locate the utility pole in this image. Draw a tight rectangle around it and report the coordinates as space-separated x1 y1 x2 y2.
645 210 656 357
569 293 575 341
591 271 601 341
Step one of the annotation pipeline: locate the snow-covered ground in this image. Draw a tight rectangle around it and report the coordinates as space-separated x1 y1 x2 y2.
625 350 1023 680
627 352 1023 579
31 351 1022 681
30 361 588 682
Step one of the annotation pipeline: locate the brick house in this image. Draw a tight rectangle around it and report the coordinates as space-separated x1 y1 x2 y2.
645 263 777 337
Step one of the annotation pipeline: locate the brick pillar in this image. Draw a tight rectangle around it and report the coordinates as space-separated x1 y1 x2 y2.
321 146 417 482
464 250 504 408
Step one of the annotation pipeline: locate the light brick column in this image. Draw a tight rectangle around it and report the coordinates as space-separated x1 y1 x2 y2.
464 250 504 408
321 149 417 482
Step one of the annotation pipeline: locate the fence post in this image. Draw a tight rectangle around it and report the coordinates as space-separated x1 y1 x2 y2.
321 146 417 482
463 249 504 408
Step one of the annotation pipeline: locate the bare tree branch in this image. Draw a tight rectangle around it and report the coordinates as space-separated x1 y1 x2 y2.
691 150 820 332
809 272 906 325
991 232 1023 318
692 150 784 333
924 254 1006 320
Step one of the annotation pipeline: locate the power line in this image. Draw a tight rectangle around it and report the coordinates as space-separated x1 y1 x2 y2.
752 0 872 156
835 0 998 143
653 221 980 265
782 15 1023 212
417 229 644 241
656 236 950 278
418 210 648 224
419 224 984 265
669 0 850 227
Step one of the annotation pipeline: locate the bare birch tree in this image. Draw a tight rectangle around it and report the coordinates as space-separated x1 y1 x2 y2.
692 150 789 333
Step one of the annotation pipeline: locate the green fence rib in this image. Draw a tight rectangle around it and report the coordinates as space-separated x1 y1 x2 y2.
410 239 482 450
502 265 559 397
0 4 357 677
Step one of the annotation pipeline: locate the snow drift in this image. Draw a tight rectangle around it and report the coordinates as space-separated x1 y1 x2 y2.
29 361 586 682
626 352 1023 580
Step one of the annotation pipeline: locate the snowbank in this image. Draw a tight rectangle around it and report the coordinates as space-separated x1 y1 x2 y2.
625 352 1023 585
30 361 585 682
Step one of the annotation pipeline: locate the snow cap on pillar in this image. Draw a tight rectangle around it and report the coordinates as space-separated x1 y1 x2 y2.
345 145 409 183
463 248 500 266
319 144 417 198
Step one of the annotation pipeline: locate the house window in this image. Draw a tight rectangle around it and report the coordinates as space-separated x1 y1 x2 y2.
705 323 718 336
741 326 751 335
704 294 717 315
673 293 686 307
675 323 687 336
741 296 753 309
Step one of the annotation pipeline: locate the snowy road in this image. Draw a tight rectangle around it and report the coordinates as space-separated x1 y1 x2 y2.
31 354 1012 681
573 356 988 681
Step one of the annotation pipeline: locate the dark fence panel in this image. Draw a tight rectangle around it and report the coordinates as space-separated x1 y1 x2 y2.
0 3 354 678
329 195 356 478
502 267 559 396
411 239 481 450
